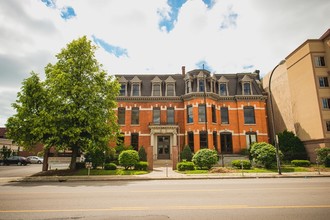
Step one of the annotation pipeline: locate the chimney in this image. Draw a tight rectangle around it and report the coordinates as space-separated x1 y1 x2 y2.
181 66 186 76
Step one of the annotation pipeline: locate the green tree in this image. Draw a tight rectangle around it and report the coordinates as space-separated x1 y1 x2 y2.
278 130 308 161
6 36 120 170
118 150 139 170
6 72 46 151
250 142 283 169
138 146 147 161
180 145 193 161
192 149 218 169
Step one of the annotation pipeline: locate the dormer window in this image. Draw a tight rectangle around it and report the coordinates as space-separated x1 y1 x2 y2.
165 76 176 96
218 76 229 96
151 76 163 96
118 76 128 96
166 84 175 96
219 83 227 96
199 80 205 92
243 82 251 95
240 75 253 95
119 84 126 96
152 84 161 96
130 76 142 96
132 84 140 96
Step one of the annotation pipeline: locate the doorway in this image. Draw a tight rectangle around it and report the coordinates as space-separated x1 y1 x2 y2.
157 136 170 159
220 132 233 153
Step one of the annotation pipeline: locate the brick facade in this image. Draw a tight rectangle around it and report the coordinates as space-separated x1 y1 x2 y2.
114 68 269 164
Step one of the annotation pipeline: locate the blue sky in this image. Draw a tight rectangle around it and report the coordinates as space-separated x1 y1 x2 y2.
0 0 330 126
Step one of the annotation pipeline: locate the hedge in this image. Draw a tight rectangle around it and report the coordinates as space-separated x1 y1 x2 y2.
104 163 117 170
231 160 252 169
177 161 195 171
134 161 148 171
291 160 310 167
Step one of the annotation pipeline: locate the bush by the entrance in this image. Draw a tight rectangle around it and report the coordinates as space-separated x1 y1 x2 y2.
138 146 147 162
231 160 251 169
192 149 218 170
291 160 311 167
134 161 148 171
177 161 195 171
118 150 139 170
180 145 193 162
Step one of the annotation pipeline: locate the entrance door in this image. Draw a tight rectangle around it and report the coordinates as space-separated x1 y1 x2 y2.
220 132 233 153
157 136 170 159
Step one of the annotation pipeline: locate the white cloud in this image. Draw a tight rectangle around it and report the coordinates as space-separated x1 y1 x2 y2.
0 0 330 126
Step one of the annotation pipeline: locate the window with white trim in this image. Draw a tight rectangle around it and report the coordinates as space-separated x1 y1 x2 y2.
326 121 330 132
243 82 251 95
119 84 126 96
219 83 228 96
244 106 255 124
166 83 175 96
319 77 329 88
152 84 161 96
322 98 330 109
132 84 140 96
315 56 326 67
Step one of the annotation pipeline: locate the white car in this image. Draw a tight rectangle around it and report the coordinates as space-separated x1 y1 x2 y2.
27 156 44 164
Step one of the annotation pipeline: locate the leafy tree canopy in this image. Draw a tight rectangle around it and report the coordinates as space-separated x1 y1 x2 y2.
6 36 120 170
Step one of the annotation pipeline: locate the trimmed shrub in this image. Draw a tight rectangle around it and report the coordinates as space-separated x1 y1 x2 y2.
177 161 195 171
192 149 218 170
316 147 330 165
325 155 330 167
278 130 308 161
104 163 117 170
138 146 147 162
181 145 193 162
231 160 251 169
291 160 311 167
250 142 283 169
134 161 148 171
118 150 139 170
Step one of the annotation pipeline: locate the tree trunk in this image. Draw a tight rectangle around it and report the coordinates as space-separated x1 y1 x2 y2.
69 146 79 170
42 148 49 171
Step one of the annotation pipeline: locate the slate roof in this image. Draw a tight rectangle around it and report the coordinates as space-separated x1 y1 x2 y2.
115 69 264 97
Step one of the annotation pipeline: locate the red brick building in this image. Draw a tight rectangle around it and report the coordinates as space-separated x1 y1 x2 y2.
115 67 269 167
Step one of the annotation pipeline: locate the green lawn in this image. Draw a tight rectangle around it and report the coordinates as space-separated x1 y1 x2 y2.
178 164 329 174
76 168 149 175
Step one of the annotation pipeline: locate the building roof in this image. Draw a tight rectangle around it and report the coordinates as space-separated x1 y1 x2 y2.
116 69 264 98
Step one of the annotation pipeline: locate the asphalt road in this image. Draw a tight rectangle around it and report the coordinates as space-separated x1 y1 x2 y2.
0 164 43 178
0 178 329 220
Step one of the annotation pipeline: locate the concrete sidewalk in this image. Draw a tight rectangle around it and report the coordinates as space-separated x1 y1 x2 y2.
9 165 330 182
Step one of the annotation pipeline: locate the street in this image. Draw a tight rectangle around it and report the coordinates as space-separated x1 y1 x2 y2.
0 178 329 220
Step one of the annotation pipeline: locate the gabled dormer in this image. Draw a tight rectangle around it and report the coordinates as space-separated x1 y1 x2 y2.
218 75 229 96
151 76 162 96
240 75 253 95
118 76 128 96
165 76 176 96
130 76 142 96
197 71 207 92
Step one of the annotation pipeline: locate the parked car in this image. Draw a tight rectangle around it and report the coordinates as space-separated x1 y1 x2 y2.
27 156 44 164
3 156 29 166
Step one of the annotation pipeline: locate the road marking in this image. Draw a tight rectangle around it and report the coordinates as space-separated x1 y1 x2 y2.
1 187 329 195
1 204 330 213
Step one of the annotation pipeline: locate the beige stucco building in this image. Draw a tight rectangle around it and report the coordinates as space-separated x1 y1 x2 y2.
263 29 330 161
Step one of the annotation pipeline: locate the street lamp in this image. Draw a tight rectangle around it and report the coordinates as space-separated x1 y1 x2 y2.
269 59 286 175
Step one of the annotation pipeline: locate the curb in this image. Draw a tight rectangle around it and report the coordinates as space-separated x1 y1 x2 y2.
12 173 330 183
